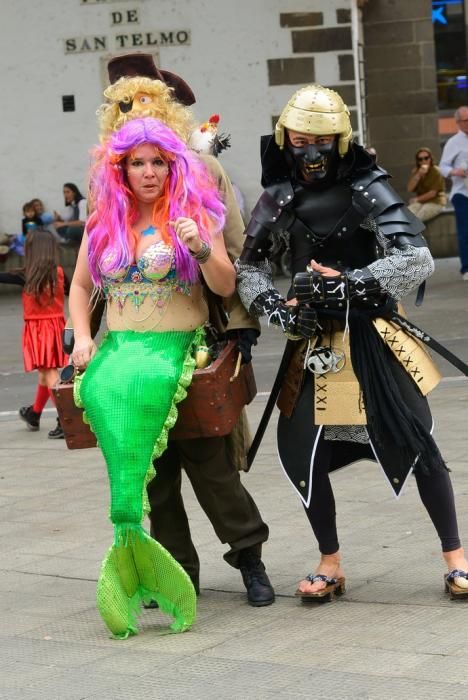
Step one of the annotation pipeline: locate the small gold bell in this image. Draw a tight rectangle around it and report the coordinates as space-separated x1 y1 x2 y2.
195 345 211 369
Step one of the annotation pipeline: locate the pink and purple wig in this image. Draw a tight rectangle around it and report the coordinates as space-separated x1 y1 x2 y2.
86 117 226 285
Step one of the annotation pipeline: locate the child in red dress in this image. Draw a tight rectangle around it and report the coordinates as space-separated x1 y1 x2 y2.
0 229 69 438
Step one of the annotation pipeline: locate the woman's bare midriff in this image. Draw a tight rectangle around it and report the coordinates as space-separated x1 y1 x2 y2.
106 283 208 332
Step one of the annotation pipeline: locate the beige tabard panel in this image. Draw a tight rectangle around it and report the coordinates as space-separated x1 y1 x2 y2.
372 318 441 396
313 330 367 425
312 317 441 426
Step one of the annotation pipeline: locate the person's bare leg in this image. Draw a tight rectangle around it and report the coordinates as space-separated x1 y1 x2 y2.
44 368 59 389
296 551 344 594
415 469 467 587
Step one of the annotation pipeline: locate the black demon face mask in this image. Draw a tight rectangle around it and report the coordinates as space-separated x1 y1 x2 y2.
287 139 339 184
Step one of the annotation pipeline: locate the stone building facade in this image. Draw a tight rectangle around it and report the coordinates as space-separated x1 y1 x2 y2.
0 0 448 233
1 0 360 232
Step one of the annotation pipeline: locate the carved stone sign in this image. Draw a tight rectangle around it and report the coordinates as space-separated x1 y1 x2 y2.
66 3 190 53
64 30 190 53
110 9 139 25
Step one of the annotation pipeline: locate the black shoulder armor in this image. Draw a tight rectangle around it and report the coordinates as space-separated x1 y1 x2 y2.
240 182 295 262
351 167 427 246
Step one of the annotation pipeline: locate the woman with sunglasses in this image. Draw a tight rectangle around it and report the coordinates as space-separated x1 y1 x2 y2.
407 147 446 222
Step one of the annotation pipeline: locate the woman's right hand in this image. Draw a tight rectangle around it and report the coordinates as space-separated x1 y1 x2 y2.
71 337 97 370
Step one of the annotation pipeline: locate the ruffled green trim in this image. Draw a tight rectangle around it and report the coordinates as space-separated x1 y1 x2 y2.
73 372 94 439
141 326 205 517
73 372 84 408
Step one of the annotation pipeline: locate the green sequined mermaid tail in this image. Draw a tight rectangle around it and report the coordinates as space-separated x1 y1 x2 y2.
97 530 196 638
75 329 202 638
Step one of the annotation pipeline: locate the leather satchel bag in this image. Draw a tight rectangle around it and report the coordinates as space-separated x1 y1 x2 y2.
53 341 257 450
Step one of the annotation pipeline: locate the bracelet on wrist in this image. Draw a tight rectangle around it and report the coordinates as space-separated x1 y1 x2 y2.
189 240 212 264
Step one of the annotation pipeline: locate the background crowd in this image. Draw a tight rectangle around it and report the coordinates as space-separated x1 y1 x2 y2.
12 183 87 256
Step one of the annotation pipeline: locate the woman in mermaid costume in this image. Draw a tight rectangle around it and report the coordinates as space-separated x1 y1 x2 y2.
69 117 235 638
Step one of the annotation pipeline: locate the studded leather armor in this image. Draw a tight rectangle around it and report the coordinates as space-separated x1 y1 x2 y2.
240 141 427 276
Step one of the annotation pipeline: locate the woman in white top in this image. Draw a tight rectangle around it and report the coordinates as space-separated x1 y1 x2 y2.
54 182 87 243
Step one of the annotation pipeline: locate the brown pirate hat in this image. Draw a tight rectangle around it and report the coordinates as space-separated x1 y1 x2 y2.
107 52 196 106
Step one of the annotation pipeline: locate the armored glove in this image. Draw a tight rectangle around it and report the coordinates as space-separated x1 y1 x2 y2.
250 290 317 339
225 328 259 364
293 267 384 308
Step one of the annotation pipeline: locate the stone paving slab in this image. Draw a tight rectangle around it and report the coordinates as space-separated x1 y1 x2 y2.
1 258 468 698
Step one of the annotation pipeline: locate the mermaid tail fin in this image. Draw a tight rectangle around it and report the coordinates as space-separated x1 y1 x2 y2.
97 529 197 639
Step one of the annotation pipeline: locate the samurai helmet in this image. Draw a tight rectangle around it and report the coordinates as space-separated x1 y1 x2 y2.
275 85 353 157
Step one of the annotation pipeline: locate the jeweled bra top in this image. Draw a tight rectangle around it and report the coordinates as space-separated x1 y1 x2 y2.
102 240 191 312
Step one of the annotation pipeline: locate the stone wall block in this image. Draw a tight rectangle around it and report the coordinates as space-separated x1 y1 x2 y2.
365 44 420 69
280 12 323 27
414 19 435 42
336 9 351 23
292 27 352 53
368 115 425 141
421 42 436 68
423 115 443 156
422 66 438 90
338 54 355 81
364 21 413 47
374 138 431 167
366 91 438 117
361 0 432 22
366 67 423 94
267 57 315 86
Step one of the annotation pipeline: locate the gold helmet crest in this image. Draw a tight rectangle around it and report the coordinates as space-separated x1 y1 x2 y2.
275 85 353 157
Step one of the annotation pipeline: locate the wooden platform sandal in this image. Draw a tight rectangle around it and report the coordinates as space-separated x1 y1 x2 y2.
445 569 468 599
295 574 346 603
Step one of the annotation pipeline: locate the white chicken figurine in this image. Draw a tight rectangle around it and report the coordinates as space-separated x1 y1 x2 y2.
189 114 231 156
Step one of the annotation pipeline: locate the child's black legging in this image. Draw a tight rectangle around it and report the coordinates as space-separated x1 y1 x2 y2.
303 437 461 555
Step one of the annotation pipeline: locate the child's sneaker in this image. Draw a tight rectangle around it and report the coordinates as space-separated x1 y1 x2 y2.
48 419 65 439
19 405 41 431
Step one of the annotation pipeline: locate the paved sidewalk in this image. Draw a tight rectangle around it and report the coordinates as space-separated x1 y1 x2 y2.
1 258 468 699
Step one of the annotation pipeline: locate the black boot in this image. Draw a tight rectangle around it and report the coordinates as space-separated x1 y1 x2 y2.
48 418 65 439
239 551 275 607
19 405 41 431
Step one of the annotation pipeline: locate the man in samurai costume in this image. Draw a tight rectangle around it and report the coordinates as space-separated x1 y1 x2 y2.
82 52 274 607
236 84 468 601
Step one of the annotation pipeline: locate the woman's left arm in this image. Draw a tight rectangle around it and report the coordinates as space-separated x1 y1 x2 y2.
172 217 236 297
69 232 97 368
